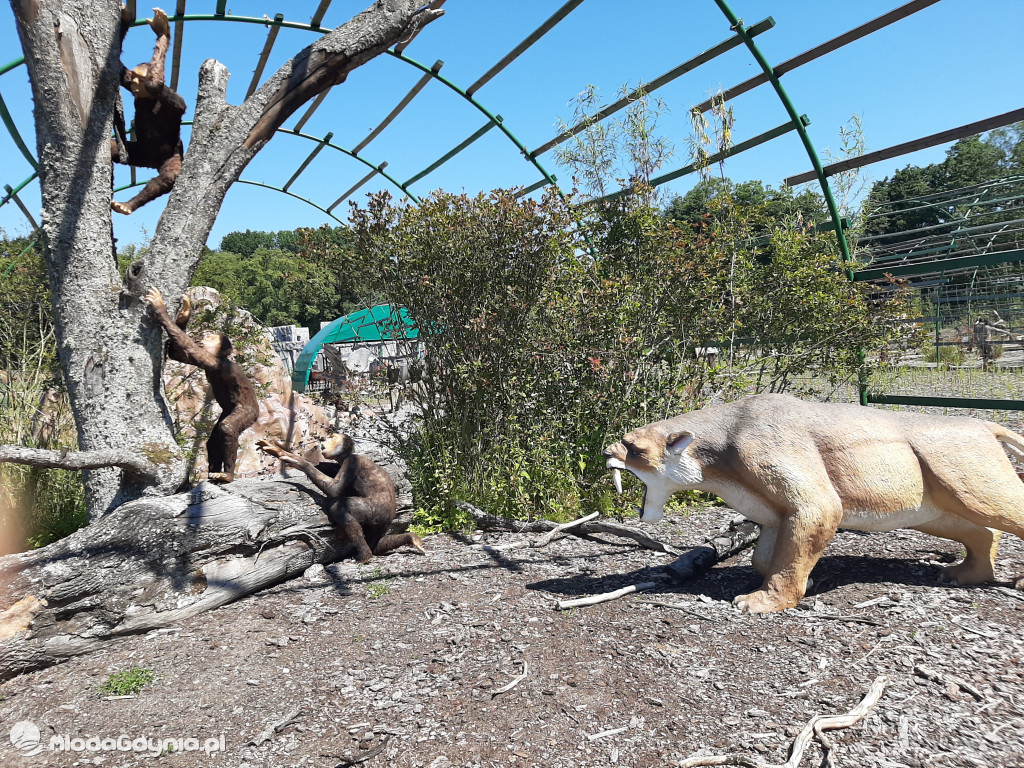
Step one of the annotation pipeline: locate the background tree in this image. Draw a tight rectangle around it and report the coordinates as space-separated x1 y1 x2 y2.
193 225 368 330
862 127 1024 239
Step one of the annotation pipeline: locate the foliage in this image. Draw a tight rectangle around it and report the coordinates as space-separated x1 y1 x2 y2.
0 234 87 551
218 228 303 257
192 225 368 331
919 342 966 366
343 86 915 529
100 667 154 696
366 568 392 598
350 185 910 529
664 178 827 234
553 83 673 206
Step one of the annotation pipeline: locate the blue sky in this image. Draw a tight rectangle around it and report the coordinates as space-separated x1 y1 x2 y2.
1 1 1021 249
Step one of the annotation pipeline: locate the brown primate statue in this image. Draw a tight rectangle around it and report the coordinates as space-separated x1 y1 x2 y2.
258 434 426 563
146 287 258 483
111 7 185 215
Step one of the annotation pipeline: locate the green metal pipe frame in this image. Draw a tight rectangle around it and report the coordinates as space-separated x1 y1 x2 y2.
530 16 777 158
596 119 800 204
113 177 346 224
853 248 1024 282
0 12 560 214
0 92 37 169
404 116 502 188
283 131 333 191
711 0 866 404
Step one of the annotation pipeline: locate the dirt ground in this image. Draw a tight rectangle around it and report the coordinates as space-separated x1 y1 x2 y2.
2 501 1024 768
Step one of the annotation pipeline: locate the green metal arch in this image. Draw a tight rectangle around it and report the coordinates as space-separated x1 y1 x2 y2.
0 10 561 219
710 0 852 269
290 304 418 393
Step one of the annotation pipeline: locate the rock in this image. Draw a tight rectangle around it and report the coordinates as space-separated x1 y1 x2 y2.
303 564 329 584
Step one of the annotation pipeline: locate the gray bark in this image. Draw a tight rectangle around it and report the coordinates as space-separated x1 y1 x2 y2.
0 470 413 682
11 0 183 516
0 443 412 681
9 0 443 517
0 445 160 478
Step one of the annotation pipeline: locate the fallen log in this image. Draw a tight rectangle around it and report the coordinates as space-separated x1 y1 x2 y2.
0 471 405 682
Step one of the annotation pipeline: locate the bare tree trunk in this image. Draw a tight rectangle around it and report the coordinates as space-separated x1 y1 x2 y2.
11 0 184 516
8 0 443 517
0 454 415 682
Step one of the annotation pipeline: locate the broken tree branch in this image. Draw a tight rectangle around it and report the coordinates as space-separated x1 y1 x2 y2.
491 659 528 698
913 664 985 702
557 582 657 611
678 676 890 768
635 599 714 622
0 444 161 480
453 501 682 556
251 706 302 746
534 511 600 548
665 519 760 583
245 1 445 148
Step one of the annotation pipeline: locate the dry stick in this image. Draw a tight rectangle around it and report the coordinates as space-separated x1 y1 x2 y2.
454 501 682 556
334 734 392 767
491 659 528 698
557 582 657 610
678 676 890 768
471 512 600 554
635 598 714 622
534 511 600 548
588 725 628 741
802 613 883 627
251 706 302 746
913 664 985 701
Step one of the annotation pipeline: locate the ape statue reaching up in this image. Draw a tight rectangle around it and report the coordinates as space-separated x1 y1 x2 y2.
146 287 258 483
259 434 426 563
111 7 185 215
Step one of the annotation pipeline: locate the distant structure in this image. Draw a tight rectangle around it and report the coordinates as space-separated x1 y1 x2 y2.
269 324 310 373
291 305 419 394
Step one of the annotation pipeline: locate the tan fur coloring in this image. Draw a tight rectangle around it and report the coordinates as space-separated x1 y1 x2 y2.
603 394 1024 614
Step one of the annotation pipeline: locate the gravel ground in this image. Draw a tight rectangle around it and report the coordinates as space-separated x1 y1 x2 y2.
2 502 1024 768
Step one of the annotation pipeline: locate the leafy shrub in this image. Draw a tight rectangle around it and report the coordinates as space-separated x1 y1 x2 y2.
920 342 966 366
349 185 910 530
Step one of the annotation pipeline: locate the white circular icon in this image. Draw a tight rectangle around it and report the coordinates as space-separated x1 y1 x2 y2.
10 720 43 756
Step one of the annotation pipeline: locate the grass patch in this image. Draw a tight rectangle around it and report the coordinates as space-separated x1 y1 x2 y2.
100 667 154 696
367 568 392 599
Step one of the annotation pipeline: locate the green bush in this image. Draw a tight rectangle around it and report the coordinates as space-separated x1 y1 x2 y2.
349 185 910 530
920 342 966 366
100 667 154 696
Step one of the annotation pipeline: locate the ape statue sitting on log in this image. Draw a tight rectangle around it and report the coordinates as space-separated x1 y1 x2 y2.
111 7 185 215
146 287 258 483
258 434 425 562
